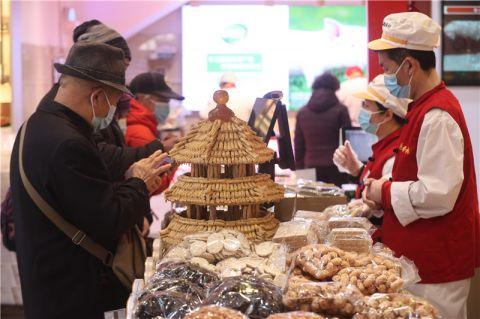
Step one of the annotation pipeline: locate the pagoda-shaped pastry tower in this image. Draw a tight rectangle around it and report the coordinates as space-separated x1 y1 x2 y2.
161 90 284 248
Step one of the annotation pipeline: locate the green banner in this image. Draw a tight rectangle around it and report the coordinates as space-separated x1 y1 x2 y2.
289 6 366 31
207 54 262 72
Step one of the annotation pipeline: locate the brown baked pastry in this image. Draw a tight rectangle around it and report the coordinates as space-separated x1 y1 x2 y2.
332 266 404 295
185 305 248 319
267 311 327 319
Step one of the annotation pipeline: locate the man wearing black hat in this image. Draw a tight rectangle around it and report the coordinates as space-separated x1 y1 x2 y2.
125 72 184 148
9 43 171 318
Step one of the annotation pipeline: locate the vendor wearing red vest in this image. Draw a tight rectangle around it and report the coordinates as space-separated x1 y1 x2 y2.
364 12 480 319
334 74 409 241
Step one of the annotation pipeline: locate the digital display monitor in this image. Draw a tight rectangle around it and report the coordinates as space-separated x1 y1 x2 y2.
248 97 279 143
341 128 377 163
442 1 480 86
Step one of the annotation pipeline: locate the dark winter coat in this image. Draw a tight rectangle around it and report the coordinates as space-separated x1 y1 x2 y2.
10 99 151 319
294 88 351 169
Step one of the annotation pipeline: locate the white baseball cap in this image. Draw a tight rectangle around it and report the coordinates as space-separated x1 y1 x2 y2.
220 72 237 84
368 12 441 51
354 74 411 118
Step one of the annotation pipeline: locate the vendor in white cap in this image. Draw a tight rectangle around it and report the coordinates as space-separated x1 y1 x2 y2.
364 12 479 319
333 74 410 240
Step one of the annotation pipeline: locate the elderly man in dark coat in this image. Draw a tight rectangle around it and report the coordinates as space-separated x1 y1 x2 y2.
9 43 170 319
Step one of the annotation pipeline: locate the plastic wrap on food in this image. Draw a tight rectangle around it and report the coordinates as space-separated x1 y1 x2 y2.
326 228 372 253
294 210 330 222
143 277 206 305
291 244 355 280
332 266 404 295
323 202 369 218
273 220 318 252
154 261 219 289
185 305 249 319
352 293 440 319
267 311 329 319
134 290 193 319
327 216 375 234
203 276 283 319
293 211 330 244
283 276 364 318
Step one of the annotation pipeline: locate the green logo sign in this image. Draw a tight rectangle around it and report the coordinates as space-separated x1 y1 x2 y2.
207 54 262 72
221 24 248 44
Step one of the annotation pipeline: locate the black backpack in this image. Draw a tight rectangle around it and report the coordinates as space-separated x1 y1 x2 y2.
1 187 15 251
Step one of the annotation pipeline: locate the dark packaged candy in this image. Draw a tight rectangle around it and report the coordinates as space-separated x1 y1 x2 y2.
203 276 283 319
144 277 206 305
134 290 193 319
155 261 219 289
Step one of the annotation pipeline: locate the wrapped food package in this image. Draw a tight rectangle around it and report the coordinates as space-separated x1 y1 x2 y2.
273 220 318 252
323 202 370 218
292 244 355 280
203 276 283 319
353 293 439 319
282 276 364 318
154 261 219 289
293 210 330 243
326 228 372 253
332 266 404 295
267 311 328 319
143 278 206 305
185 305 248 319
327 217 374 233
134 290 193 319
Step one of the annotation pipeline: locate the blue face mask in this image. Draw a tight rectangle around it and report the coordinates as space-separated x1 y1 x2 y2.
384 59 412 98
359 108 384 135
91 91 116 132
154 101 170 124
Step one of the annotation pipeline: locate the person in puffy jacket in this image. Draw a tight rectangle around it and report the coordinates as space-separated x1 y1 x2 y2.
294 72 351 186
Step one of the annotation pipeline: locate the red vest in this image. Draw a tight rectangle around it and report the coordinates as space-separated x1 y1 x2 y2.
355 129 402 199
382 82 480 283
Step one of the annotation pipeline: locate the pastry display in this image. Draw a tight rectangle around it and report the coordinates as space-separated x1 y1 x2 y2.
326 228 372 253
353 293 439 319
283 276 364 317
185 305 248 319
203 276 283 319
161 90 284 248
134 290 193 319
267 311 327 319
332 266 404 295
292 244 355 280
273 220 318 252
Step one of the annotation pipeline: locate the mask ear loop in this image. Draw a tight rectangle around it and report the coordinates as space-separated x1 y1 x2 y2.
90 93 97 119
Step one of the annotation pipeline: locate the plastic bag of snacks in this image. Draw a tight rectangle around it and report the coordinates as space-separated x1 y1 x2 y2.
323 202 370 218
153 261 219 289
202 276 283 319
291 244 356 280
185 305 248 319
327 216 375 234
352 293 440 319
282 276 364 318
273 220 318 252
134 290 193 319
267 311 331 318
142 277 206 305
326 228 373 253
293 210 331 243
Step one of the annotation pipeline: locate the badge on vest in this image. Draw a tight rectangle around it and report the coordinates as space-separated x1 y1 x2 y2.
399 143 411 155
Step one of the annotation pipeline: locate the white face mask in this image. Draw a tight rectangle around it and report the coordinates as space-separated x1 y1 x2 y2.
91 91 116 132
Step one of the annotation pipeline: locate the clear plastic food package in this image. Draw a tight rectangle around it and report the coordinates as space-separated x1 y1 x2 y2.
282 276 364 318
143 277 206 305
332 266 404 295
203 276 283 319
327 216 374 233
185 305 249 319
326 228 372 253
134 290 193 319
273 220 318 252
154 261 219 289
353 293 440 319
267 311 328 319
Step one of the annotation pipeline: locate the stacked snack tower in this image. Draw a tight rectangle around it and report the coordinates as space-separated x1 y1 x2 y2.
161 90 285 248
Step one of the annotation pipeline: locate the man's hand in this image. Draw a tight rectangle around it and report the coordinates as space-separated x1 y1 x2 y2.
141 217 150 237
125 151 171 190
161 134 179 153
363 177 387 209
147 176 163 195
333 141 363 176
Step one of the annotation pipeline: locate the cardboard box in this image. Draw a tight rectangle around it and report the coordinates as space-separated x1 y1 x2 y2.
274 195 347 222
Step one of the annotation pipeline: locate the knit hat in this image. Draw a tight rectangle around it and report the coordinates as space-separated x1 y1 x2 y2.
311 72 340 91
73 20 132 60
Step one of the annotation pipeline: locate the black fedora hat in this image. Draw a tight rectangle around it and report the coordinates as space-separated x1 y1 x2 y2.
129 72 184 101
54 42 131 95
